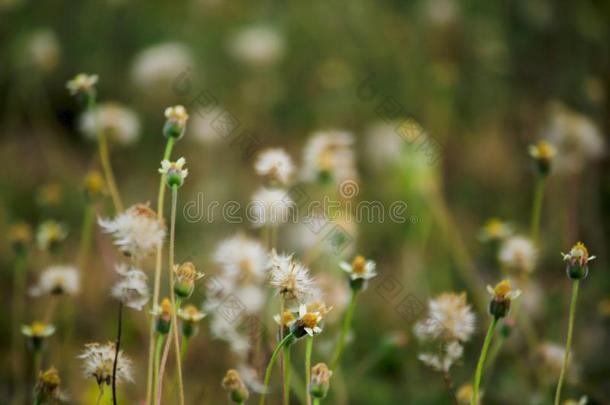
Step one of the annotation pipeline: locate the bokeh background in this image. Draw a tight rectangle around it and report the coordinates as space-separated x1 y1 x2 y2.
1 0 609 404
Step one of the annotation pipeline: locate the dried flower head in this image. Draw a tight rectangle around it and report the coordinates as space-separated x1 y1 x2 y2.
302 130 357 184
36 220 68 252
98 203 165 259
79 102 140 145
254 148 295 185
214 234 269 284
309 363 332 399
418 340 464 373
529 140 557 176
414 292 476 343
159 157 188 188
456 383 483 404
222 369 250 403
34 367 63 404
478 218 512 242
562 241 595 280
9 222 32 253
269 250 316 303
66 73 98 96
499 236 537 273
173 262 204 299
83 170 106 201
249 187 294 228
111 264 150 310
30 265 80 297
486 279 521 319
79 342 133 387
163 105 189 139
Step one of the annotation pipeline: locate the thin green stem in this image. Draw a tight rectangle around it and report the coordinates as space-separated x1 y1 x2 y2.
11 251 27 399
554 280 580 405
330 291 358 369
112 301 123 405
152 334 165 405
530 178 546 243
146 137 176 405
313 399 320 405
472 317 498 405
283 345 291 405
305 336 313 405
260 334 294 405
95 388 104 405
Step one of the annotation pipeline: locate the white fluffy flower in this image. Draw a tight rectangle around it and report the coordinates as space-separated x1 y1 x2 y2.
111 264 150 310
229 25 285 68
364 121 405 168
98 203 165 259
79 342 133 387
498 236 537 273
25 29 60 72
249 187 294 228
414 292 476 343
268 250 316 303
36 220 68 251
418 341 464 372
214 234 269 283
30 265 80 297
301 130 357 183
159 157 189 178
130 42 194 89
539 342 568 377
79 102 140 145
254 148 295 185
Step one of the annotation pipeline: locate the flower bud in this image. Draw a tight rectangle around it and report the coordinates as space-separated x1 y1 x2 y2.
34 367 62 404
486 280 521 320
173 262 204 299
163 105 189 140
562 242 595 280
222 369 249 403
153 298 173 334
83 170 106 202
309 363 332 399
178 305 206 338
159 158 188 188
528 140 556 177
66 73 98 104
9 222 32 255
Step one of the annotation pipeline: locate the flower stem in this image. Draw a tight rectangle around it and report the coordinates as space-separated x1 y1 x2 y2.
305 336 313 405
146 136 176 405
283 345 291 405
554 280 579 405
313 399 320 405
95 388 104 405
330 290 358 370
112 301 123 405
152 334 165 405
96 117 123 213
11 251 27 399
441 371 458 405
530 178 546 243
77 203 95 268
472 317 498 405
260 334 294 405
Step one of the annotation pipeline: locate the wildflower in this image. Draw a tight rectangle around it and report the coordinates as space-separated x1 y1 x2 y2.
562 241 595 280
25 29 60 73
79 102 140 145
273 310 296 327
173 262 204 299
302 130 357 184
306 300 334 318
418 341 464 373
498 236 537 273
98 203 165 259
83 170 106 201
254 148 295 185
249 187 294 228
34 367 63 404
111 264 150 310
22 322 55 351
151 298 173 334
36 220 68 252
30 265 80 297
456 384 482 405
529 140 557 176
309 363 332 399
486 279 521 319
163 105 189 140
178 305 206 337
66 73 98 97
478 218 512 242
9 222 32 254
340 255 377 291
130 42 194 90
213 234 269 284
228 25 285 68
79 342 133 388
290 304 324 339
269 250 316 303
159 157 188 188
414 292 476 343
221 369 250 403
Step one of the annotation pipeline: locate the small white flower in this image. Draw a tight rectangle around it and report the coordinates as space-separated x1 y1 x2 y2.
249 187 294 228
36 220 68 251
98 203 165 259
296 304 323 336
213 234 269 284
254 148 294 185
177 305 206 322
111 264 150 310
79 342 133 387
561 241 596 266
159 157 189 178
229 25 285 68
498 235 537 273
26 29 60 73
130 42 194 90
301 130 357 184
486 280 522 301
340 255 377 281
66 73 97 95
79 102 140 145
268 250 316 303
22 322 56 338
30 265 80 297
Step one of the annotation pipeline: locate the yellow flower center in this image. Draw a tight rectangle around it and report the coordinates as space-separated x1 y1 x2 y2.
571 242 588 259
485 219 503 237
279 311 295 326
352 255 366 274
301 312 319 328
493 280 512 299
31 322 47 335
160 298 172 316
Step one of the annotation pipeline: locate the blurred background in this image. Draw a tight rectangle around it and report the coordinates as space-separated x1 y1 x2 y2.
0 0 609 403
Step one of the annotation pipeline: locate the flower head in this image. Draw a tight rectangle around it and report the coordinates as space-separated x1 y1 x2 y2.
163 105 189 139
228 25 285 68
213 234 269 284
498 236 537 273
340 255 377 291
173 262 204 299
178 305 206 337
98 203 165 259
302 130 357 184
83 170 106 201
36 220 68 252
111 264 150 310
562 242 595 280
290 304 324 338
9 222 33 253
130 42 194 91
34 367 63 404
309 363 332 399
159 157 188 188
414 292 476 343
222 369 250 403
478 218 512 242
22 321 55 352
273 310 296 327
79 102 140 145
30 265 80 297
268 250 316 303
66 73 98 97
79 342 133 387
529 140 557 176
249 187 294 228
254 148 295 185
486 279 521 319
151 298 173 334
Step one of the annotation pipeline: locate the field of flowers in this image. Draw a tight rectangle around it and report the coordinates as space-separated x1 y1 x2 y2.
1 1 609 404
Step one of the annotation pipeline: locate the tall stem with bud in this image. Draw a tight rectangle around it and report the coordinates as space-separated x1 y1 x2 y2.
554 280 579 405
472 317 497 405
261 334 295 405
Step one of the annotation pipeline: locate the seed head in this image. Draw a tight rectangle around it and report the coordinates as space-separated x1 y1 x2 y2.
309 363 332 399
222 369 249 403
